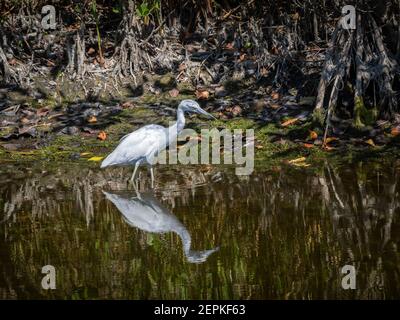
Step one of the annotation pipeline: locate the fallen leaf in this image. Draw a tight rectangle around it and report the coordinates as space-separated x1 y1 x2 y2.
88 156 104 162
288 157 307 164
80 152 91 157
195 89 210 100
365 139 376 147
391 127 400 137
169 88 180 97
87 47 96 55
271 92 280 100
88 116 97 123
97 131 107 141
324 137 339 144
303 143 314 149
281 118 299 127
309 131 318 140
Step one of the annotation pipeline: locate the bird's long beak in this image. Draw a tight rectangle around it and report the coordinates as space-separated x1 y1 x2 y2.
198 108 217 120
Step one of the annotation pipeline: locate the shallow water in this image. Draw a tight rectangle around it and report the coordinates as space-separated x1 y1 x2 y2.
0 160 399 299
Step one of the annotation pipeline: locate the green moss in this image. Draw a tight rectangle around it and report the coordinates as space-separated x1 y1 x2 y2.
312 108 326 126
354 96 366 128
0 126 15 139
354 96 377 129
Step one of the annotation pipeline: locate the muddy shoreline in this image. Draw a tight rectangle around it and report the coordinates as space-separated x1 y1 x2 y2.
1 74 400 167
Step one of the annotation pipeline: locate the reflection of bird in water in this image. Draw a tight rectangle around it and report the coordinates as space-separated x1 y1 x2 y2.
103 190 219 264
100 100 215 188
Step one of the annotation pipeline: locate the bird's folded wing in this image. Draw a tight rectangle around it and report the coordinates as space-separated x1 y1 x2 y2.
102 125 167 166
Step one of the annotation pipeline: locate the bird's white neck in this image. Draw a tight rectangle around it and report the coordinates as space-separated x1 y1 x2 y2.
176 106 186 133
175 225 192 255
168 106 185 143
167 107 185 145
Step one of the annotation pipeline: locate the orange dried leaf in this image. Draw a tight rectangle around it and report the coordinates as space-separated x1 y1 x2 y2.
281 118 299 127
309 131 318 140
391 127 400 137
97 131 107 141
195 90 210 100
303 143 314 149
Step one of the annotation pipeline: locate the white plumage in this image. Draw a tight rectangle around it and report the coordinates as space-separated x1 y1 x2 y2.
100 124 167 168
103 190 219 263
101 100 215 187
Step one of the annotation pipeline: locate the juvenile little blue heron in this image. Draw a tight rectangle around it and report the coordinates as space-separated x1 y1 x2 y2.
103 190 219 263
100 100 215 187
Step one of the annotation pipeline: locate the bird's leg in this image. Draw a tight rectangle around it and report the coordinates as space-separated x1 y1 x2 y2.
150 167 155 189
130 162 140 184
132 180 141 199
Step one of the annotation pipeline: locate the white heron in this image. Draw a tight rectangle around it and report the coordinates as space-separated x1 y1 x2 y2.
101 100 215 187
103 190 219 264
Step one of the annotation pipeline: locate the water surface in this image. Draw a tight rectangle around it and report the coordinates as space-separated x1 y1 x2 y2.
0 160 399 299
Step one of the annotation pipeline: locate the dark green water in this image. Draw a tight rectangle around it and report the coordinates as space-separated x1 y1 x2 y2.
0 160 399 299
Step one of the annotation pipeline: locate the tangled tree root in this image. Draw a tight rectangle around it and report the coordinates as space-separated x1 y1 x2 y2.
113 2 180 82
0 44 12 83
313 12 399 133
0 29 18 84
66 24 86 78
